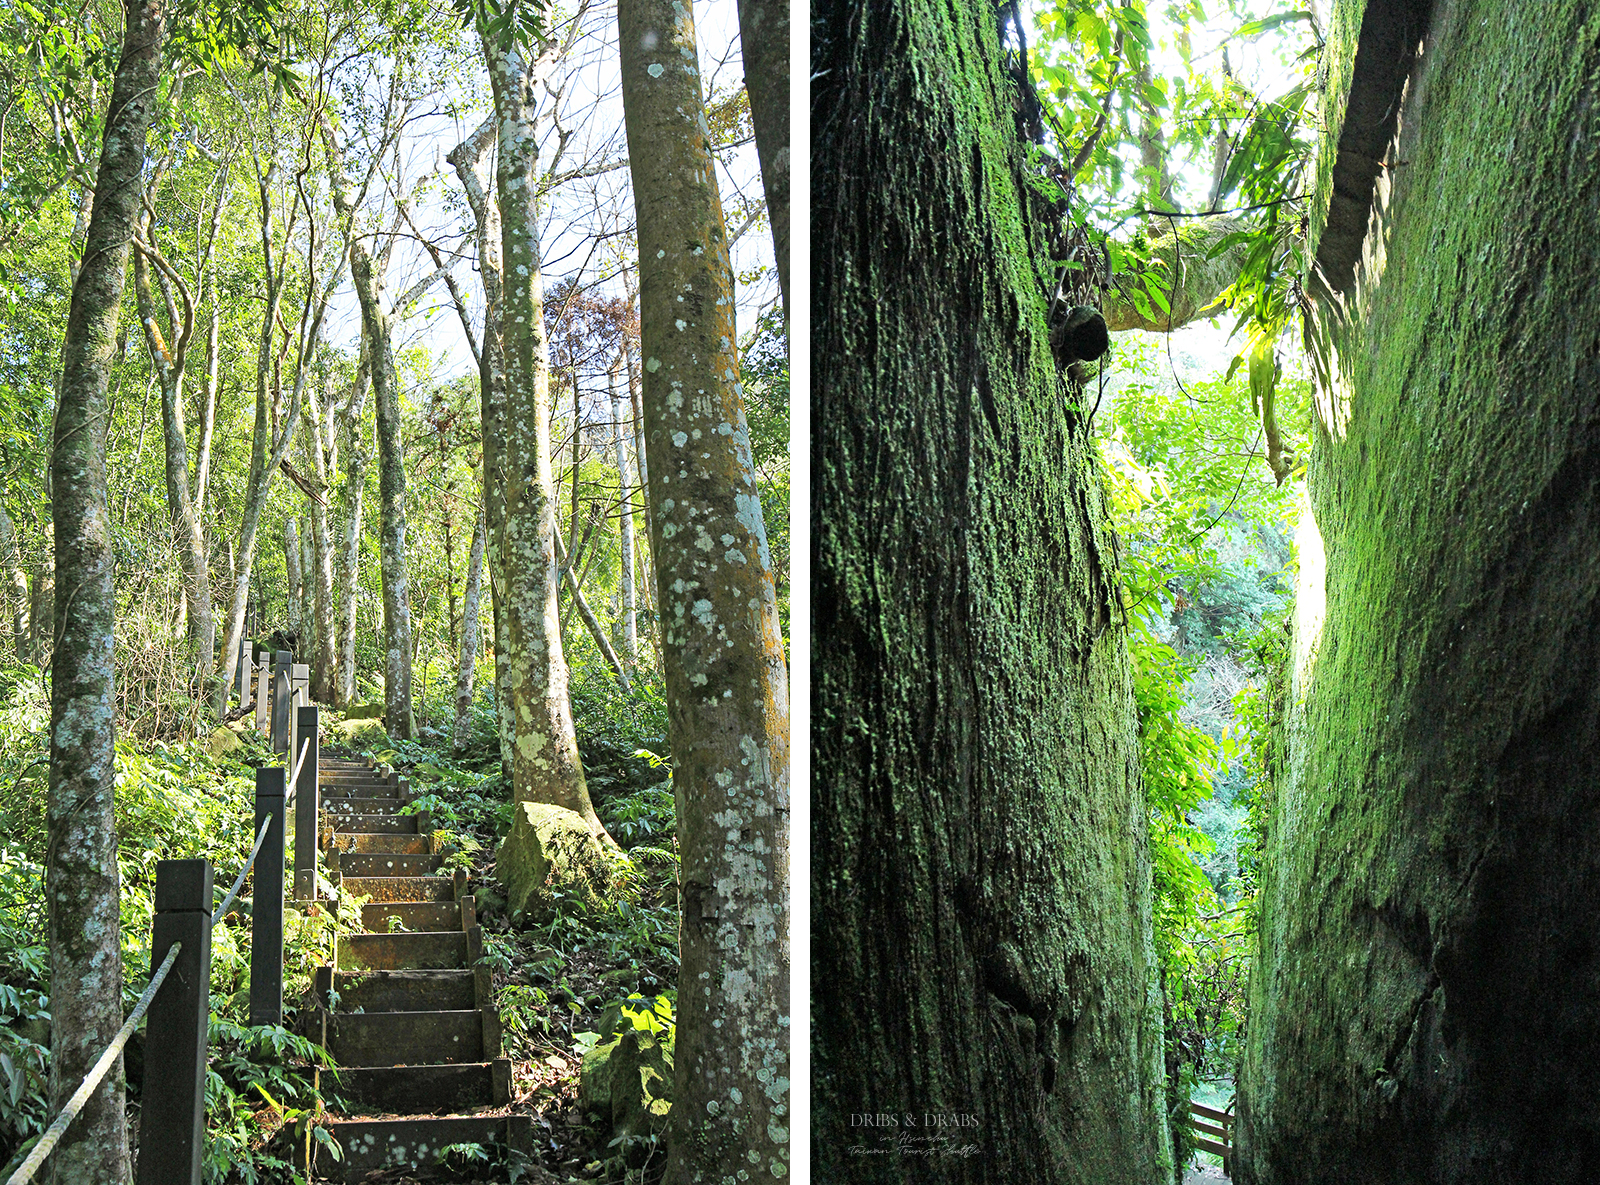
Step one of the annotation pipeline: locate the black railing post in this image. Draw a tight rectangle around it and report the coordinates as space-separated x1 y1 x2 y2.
271 650 292 753
250 766 286 1026
294 704 320 901
136 859 212 1185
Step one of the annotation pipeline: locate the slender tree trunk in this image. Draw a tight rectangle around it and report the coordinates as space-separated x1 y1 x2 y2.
812 3 1173 1181
447 116 516 781
335 358 371 707
554 531 631 693
453 511 485 751
131 246 215 688
736 0 789 318
304 394 338 702
300 521 316 657
284 517 303 636
323 119 415 738
618 3 790 1180
611 370 638 666
0 506 29 662
29 532 53 668
47 0 166 1175
622 333 662 672
484 30 602 832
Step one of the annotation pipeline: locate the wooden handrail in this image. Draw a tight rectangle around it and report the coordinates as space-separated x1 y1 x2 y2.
1178 1098 1235 1177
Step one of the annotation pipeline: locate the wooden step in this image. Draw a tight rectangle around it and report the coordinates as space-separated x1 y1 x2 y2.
323 1008 498 1065
331 814 418 836
333 832 427 855
312 1115 532 1180
341 875 459 903
316 967 485 1013
336 929 478 971
336 852 439 878
322 1059 511 1113
320 793 400 811
359 899 461 931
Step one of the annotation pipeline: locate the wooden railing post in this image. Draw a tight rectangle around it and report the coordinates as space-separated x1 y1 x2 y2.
136 859 212 1185
293 704 320 901
271 650 292 753
255 654 270 735
250 767 286 1026
236 641 252 710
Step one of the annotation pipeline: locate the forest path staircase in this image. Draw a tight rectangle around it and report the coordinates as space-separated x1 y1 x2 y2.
306 756 531 1179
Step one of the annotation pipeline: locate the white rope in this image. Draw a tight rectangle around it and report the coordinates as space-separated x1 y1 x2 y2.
212 813 275 925
283 733 311 811
5 942 182 1185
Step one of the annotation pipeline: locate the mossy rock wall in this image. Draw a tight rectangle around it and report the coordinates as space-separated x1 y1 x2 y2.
1239 2 1600 1181
813 1 1171 1180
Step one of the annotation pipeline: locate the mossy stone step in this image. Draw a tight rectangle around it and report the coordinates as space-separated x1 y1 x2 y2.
312 1115 533 1180
336 852 440 878
322 1059 511 1114
331 814 417 837
358 899 462 931
334 833 428 856
316 966 486 1013
320 787 399 804
341 874 459 903
323 1008 499 1065
336 928 479 971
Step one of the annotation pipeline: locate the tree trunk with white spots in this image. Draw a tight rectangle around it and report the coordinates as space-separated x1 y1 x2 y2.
454 511 486 751
611 371 639 666
335 358 371 708
618 2 791 1180
304 389 339 702
284 517 303 636
483 29 603 833
0 505 28 662
47 0 167 1176
736 0 789 319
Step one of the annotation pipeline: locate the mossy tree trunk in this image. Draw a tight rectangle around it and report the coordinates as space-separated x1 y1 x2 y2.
618 1 792 1181
1239 2 1600 1181
46 0 167 1176
813 2 1172 1182
481 24 602 832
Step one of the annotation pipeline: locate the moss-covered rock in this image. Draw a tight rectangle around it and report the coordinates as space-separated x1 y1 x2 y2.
343 702 384 720
579 1017 673 1155
495 802 615 919
329 718 391 750
206 726 244 758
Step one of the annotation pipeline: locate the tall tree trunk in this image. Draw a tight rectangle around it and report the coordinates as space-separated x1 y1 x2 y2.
447 116 516 781
453 511 485 751
736 0 789 318
1240 3 1600 1181
131 244 215 688
483 30 602 832
30 526 53 667
611 370 638 666
812 2 1172 1182
622 332 662 673
618 3 790 1181
0 506 28 662
284 517 303 636
335 357 371 707
322 118 415 739
304 391 339 702
47 0 167 1175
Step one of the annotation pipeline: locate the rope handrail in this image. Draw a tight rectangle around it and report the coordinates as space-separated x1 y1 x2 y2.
4 942 183 1185
283 731 311 811
213 813 275 925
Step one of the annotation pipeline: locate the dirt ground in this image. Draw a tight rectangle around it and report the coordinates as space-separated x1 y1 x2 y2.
1184 1165 1231 1184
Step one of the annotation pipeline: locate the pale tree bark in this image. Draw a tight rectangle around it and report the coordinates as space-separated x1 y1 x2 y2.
322 114 415 738
610 368 638 666
334 357 371 707
621 327 663 672
453 510 486 751
0 505 28 661
618 2 791 1180
302 383 339 701
736 0 789 318
29 527 52 668
446 115 516 780
131 200 216 688
300 519 316 654
47 0 166 1175
284 517 303 636
482 21 603 832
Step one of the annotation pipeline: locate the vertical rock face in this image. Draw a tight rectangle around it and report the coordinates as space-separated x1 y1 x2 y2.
1240 1 1600 1181
812 2 1170 1182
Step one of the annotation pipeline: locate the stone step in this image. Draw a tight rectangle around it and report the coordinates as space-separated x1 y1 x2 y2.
359 899 461 931
319 774 395 787
331 814 418 836
311 1115 533 1181
323 1008 499 1065
341 874 460 903
336 928 478 971
336 852 440 879
321 796 403 816
332 832 427 855
319 786 398 802
322 1059 511 1114
316 967 486 1013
